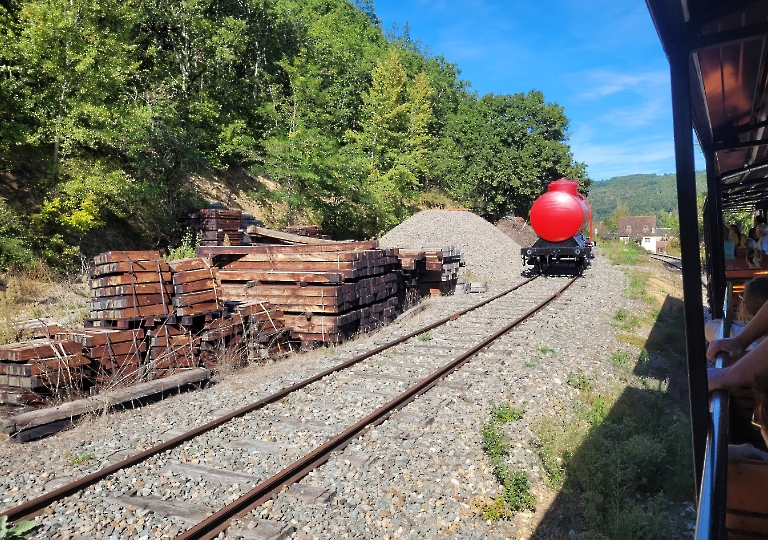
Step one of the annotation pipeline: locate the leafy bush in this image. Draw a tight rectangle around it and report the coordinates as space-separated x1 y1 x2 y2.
0 516 35 539
166 230 202 261
0 200 35 271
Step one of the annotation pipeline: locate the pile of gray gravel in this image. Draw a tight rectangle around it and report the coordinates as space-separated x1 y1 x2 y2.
379 210 524 284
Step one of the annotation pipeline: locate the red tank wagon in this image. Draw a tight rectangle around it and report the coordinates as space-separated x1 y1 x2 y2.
521 179 593 275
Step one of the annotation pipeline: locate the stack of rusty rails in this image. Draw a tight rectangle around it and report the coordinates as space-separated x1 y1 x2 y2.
0 338 90 406
280 225 331 240
57 328 146 389
198 242 401 344
227 300 290 362
145 324 199 380
86 251 173 329
186 208 245 247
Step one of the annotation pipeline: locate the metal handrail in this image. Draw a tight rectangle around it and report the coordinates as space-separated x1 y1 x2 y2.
694 284 731 539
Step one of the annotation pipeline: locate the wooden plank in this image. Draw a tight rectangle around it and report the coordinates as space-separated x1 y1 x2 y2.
88 341 146 359
92 259 171 276
93 251 163 265
175 300 221 316
87 294 170 311
89 304 170 319
238 251 365 263
223 260 363 271
197 241 378 257
59 328 144 348
727 509 768 536
214 270 346 284
728 461 768 515
0 339 83 362
246 226 338 244
173 279 216 294
167 257 212 272
90 283 172 298
172 268 215 284
90 272 172 288
172 289 219 307
0 355 91 376
0 367 213 437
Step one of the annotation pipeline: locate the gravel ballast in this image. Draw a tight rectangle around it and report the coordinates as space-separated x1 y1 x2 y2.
0 212 663 539
379 210 524 283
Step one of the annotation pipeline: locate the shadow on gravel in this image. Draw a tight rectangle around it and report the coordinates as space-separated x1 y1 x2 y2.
531 294 695 539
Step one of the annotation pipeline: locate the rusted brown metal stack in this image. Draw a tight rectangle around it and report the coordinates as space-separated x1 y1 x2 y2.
187 208 244 246
87 251 173 328
58 328 146 387
199 242 401 344
0 338 90 405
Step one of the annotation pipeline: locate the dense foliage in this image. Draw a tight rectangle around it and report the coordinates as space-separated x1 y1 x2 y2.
588 172 706 228
0 0 589 270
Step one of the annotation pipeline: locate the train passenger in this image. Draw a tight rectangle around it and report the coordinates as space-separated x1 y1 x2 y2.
730 224 751 249
746 223 768 267
724 223 736 260
708 279 768 460
748 215 766 243
707 284 768 392
705 277 768 343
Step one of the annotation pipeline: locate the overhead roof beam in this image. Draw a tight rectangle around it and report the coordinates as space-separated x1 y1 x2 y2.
691 21 768 52
713 138 768 152
689 0 764 29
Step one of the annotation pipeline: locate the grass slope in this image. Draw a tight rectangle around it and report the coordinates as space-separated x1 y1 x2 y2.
587 171 706 222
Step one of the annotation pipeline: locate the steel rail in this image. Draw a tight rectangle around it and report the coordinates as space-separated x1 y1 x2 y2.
0 276 539 523
176 277 577 540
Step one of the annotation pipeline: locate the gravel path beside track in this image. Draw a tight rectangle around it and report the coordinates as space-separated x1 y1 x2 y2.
0 213 638 540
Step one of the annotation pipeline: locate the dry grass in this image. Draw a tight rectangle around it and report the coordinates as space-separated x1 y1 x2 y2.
0 263 89 344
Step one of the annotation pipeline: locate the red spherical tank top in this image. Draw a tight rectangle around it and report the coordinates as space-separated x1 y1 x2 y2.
529 179 588 242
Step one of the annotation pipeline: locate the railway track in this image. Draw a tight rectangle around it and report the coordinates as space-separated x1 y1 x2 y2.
649 253 682 269
2 275 578 539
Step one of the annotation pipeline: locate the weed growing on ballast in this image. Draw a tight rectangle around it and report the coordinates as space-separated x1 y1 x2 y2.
478 403 534 521
418 331 432 342
611 352 631 370
66 452 96 465
566 372 590 391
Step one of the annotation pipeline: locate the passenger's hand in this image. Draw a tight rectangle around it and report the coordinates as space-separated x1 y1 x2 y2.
707 366 732 392
706 337 745 361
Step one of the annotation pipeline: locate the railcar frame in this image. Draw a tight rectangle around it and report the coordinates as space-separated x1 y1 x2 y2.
647 1 768 538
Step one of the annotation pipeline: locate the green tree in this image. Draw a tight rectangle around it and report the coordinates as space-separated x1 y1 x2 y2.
606 201 630 232
442 90 589 220
345 49 435 234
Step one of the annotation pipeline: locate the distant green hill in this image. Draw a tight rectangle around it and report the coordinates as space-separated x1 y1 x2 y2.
587 171 706 222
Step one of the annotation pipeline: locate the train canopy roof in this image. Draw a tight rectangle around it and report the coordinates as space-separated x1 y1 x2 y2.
647 0 768 211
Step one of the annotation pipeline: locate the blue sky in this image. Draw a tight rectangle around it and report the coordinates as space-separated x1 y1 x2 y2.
372 0 705 181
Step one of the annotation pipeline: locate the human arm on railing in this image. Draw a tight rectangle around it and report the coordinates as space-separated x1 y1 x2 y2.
707 336 768 392
707 297 768 362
